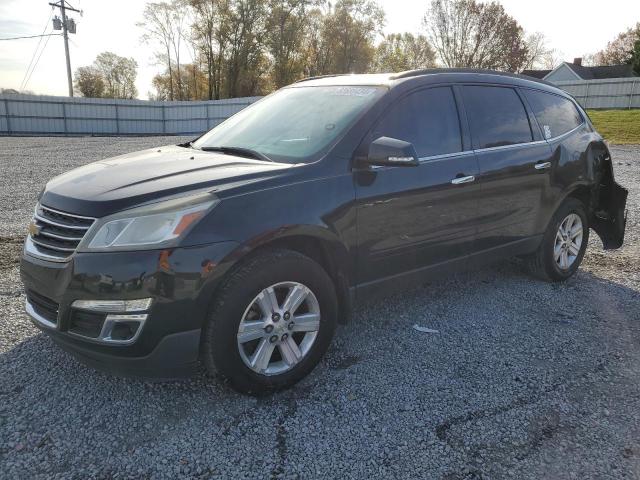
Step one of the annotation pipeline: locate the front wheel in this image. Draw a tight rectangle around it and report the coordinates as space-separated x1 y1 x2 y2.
525 198 589 282
201 249 337 394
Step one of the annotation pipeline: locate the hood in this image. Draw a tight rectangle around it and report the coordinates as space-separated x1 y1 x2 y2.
40 145 292 217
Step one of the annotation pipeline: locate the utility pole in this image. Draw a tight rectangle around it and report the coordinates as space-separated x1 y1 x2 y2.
50 1 80 97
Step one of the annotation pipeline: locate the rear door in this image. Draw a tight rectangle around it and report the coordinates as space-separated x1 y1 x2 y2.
520 88 589 229
460 85 553 252
354 86 481 286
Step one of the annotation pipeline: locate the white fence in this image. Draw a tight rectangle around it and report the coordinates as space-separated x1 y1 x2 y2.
1 78 638 137
0 94 261 136
554 78 640 109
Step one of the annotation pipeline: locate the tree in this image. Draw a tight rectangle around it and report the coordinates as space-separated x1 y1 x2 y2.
139 1 186 100
94 52 138 99
151 62 209 100
73 66 105 98
324 0 385 73
265 0 317 88
73 53 137 99
224 0 269 97
632 38 640 76
592 23 640 65
374 33 436 72
303 0 384 77
303 5 334 77
189 0 230 99
423 0 528 72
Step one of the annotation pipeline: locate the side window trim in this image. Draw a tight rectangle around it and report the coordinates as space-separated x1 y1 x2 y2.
452 84 472 152
516 87 545 142
541 122 585 143
370 149 476 171
472 139 548 154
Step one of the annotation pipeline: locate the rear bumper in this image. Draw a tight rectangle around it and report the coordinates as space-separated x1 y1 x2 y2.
592 181 628 250
21 240 239 377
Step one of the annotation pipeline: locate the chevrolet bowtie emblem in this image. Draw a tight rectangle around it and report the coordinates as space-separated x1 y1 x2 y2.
28 221 41 237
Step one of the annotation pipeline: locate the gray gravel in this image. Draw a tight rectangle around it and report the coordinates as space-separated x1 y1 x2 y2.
1 137 639 479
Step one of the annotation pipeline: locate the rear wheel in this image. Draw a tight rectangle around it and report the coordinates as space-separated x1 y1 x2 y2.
201 249 337 394
525 198 589 282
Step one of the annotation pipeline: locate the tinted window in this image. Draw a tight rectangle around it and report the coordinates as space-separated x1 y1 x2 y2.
523 89 583 139
373 87 462 157
462 86 533 149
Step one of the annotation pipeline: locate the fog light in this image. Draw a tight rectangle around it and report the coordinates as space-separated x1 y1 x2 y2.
100 314 147 344
69 299 151 344
71 298 153 313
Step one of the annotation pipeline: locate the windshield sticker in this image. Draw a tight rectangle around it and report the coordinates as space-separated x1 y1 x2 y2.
331 87 377 97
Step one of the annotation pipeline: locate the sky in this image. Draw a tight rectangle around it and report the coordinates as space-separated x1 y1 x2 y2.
1 0 639 99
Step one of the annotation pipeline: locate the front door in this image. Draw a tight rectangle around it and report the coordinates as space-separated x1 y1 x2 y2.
354 86 481 287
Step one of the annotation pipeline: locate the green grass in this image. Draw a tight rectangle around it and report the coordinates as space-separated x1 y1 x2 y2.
587 109 640 145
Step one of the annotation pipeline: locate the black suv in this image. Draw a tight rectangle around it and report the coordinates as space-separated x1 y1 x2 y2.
21 70 627 393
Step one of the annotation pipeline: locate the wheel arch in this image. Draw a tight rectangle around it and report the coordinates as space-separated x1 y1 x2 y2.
211 227 353 325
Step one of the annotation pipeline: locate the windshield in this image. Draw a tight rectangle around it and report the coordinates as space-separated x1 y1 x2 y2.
193 85 386 164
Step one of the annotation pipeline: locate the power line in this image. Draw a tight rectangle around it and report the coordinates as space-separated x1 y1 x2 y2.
19 8 54 91
23 29 56 91
0 33 60 41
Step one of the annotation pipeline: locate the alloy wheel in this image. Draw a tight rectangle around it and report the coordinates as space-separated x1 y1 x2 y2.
554 213 583 270
236 281 321 375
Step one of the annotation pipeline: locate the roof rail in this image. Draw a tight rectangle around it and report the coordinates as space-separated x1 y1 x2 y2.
294 74 353 84
390 68 555 87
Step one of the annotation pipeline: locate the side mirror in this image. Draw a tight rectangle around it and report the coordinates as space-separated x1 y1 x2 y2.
363 136 419 168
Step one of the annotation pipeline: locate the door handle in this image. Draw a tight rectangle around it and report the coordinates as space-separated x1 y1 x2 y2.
535 161 551 170
451 175 475 185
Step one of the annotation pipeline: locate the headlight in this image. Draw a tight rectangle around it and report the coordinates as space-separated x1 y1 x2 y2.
78 192 219 252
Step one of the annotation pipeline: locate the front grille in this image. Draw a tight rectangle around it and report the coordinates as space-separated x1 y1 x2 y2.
29 204 95 261
26 290 60 325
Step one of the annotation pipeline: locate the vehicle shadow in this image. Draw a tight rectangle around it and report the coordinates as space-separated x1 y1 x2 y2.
1 259 639 478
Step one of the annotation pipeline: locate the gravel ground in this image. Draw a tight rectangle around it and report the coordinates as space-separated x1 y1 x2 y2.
0 137 639 479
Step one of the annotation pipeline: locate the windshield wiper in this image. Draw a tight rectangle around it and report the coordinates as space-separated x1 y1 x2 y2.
199 146 273 162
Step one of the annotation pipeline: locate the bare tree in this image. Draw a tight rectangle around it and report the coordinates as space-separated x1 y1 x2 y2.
424 0 528 72
521 32 555 71
138 1 185 100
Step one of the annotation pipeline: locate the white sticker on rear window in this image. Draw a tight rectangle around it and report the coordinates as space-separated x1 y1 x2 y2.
543 125 552 139
331 87 377 97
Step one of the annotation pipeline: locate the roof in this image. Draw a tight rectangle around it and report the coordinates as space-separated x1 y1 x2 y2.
523 63 636 81
293 73 396 86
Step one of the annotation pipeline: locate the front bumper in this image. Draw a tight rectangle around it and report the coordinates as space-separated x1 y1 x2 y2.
20 240 239 378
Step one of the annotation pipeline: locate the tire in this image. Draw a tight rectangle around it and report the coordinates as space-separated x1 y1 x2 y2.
201 248 337 394
525 197 589 282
